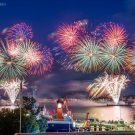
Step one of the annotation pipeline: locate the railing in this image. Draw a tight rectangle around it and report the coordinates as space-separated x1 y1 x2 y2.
15 131 135 135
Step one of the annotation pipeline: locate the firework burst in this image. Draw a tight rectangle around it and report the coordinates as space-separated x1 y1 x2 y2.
101 42 126 74
0 40 27 80
125 46 135 74
0 39 53 78
106 74 128 104
92 73 128 104
71 37 103 72
6 22 33 43
7 41 20 57
103 23 127 46
56 24 79 50
18 40 42 68
93 22 127 46
0 79 26 104
29 46 53 75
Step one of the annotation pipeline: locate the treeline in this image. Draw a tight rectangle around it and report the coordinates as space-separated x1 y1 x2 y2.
0 96 48 135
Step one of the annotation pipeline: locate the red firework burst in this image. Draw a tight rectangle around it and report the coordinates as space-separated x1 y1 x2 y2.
103 23 127 46
56 24 79 50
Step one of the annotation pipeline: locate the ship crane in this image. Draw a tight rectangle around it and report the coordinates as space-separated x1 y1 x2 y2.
63 97 72 117
84 112 89 128
79 112 90 132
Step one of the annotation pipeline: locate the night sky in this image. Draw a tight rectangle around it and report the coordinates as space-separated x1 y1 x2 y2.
0 0 135 101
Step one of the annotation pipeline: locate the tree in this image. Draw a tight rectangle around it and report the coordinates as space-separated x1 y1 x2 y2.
0 109 19 135
0 96 48 135
22 96 36 111
37 115 48 132
0 108 40 135
22 113 39 133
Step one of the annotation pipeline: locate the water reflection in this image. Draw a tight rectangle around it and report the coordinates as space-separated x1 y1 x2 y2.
73 106 135 123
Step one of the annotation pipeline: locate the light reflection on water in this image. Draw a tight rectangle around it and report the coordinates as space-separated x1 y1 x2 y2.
73 106 135 123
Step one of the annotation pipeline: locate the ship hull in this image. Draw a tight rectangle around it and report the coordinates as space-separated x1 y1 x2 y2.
46 120 75 132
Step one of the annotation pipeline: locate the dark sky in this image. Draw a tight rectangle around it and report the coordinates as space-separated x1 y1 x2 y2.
0 0 135 100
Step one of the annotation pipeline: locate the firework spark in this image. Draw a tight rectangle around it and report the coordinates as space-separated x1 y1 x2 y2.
101 42 126 74
6 22 33 43
53 46 75 70
74 19 88 33
71 37 103 72
0 79 27 104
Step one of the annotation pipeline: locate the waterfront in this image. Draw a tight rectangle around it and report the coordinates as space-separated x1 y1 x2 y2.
15 131 135 135
72 106 135 123
37 99 135 123
2 99 135 123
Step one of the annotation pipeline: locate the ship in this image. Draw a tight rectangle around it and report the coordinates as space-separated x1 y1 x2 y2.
46 97 75 132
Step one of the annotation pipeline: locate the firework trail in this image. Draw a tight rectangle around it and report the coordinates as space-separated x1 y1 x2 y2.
87 74 109 98
87 84 106 99
53 46 75 70
91 73 128 104
125 46 135 74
